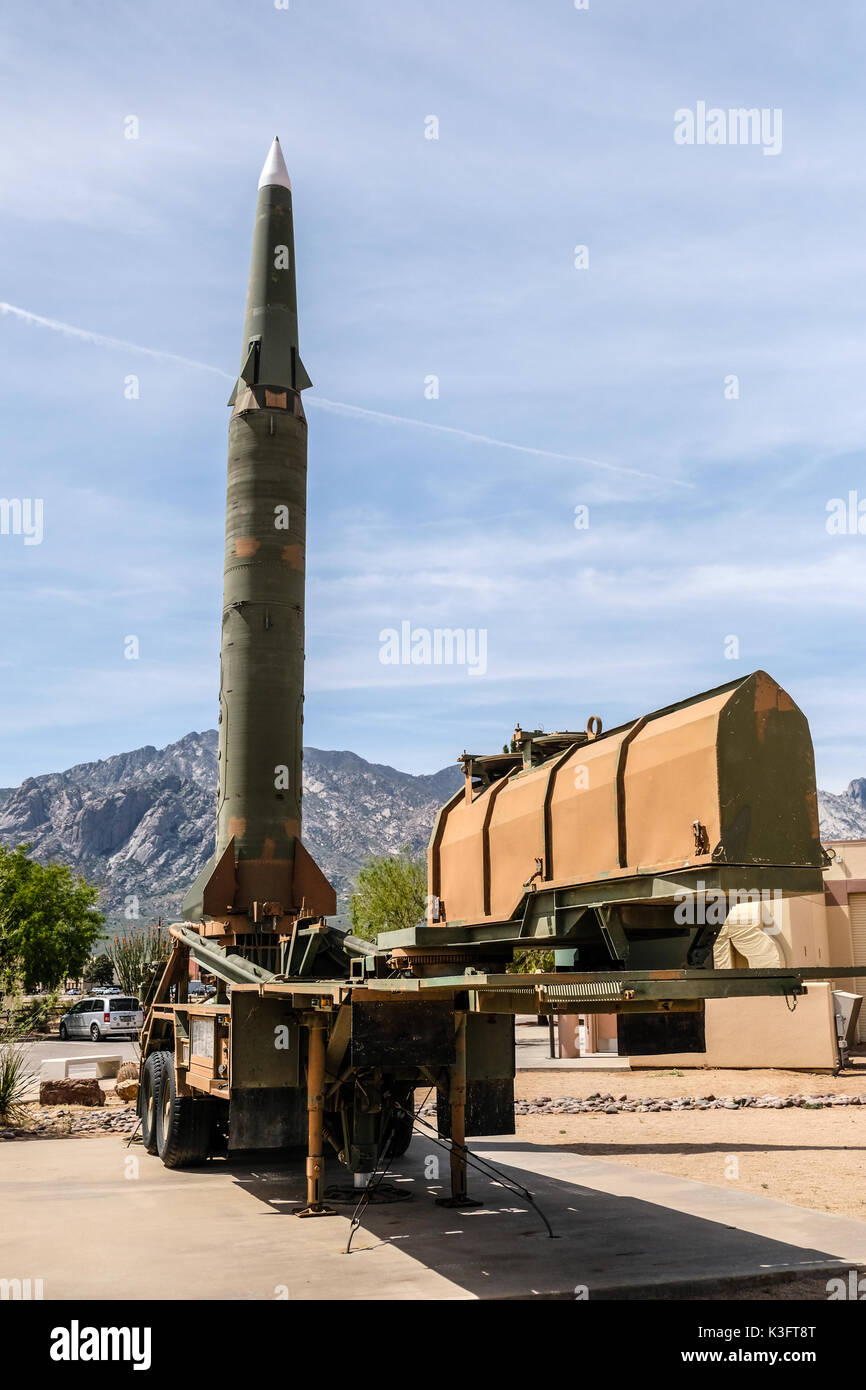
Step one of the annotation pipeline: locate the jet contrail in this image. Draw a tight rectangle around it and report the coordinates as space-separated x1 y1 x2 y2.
306 396 690 487
0 301 233 380
0 300 690 489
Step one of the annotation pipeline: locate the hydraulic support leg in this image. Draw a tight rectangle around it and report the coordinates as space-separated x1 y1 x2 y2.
436 1011 482 1208
296 1016 335 1217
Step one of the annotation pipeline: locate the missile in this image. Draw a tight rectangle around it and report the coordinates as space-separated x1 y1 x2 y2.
183 138 335 938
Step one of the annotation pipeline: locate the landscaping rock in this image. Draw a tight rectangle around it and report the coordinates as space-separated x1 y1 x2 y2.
115 1062 139 1103
39 1079 104 1107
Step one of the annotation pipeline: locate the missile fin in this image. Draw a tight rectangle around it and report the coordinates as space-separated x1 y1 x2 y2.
292 839 336 917
240 338 260 385
293 349 312 392
182 837 238 922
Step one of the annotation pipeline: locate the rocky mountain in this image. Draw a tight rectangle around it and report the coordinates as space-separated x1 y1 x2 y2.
0 732 462 931
818 779 866 840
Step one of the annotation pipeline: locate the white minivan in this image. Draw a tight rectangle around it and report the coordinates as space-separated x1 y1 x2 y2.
59 995 143 1042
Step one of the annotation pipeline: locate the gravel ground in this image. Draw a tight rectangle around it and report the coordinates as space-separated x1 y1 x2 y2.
514 1063 866 1102
2 1041 141 1137
501 1065 866 1221
0 1090 139 1141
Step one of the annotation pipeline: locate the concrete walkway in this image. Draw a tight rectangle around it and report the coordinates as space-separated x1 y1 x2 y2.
1 1133 862 1300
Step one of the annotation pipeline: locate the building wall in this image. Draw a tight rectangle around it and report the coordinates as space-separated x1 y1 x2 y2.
629 983 838 1070
823 840 866 1040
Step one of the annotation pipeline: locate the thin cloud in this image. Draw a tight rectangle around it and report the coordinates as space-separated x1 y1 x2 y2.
0 300 690 490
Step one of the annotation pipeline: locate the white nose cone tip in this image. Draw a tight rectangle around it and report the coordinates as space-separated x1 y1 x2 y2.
258 137 292 191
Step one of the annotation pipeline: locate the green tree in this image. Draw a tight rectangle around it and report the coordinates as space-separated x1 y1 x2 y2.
349 850 426 942
105 925 170 996
0 845 103 994
84 953 115 987
510 948 555 974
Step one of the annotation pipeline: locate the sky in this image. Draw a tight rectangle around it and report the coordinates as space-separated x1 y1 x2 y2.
0 0 864 792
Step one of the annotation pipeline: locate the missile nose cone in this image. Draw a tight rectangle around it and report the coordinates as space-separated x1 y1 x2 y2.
258 136 292 191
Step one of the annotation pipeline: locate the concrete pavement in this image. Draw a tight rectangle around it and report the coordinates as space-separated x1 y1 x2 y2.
1 1132 862 1300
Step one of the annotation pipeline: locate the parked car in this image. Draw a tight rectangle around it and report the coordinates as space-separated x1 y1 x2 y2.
59 995 143 1042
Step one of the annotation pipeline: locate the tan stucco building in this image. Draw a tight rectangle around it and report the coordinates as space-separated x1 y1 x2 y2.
560 839 866 1069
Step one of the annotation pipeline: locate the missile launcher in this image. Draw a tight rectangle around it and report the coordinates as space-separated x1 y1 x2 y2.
138 143 862 1219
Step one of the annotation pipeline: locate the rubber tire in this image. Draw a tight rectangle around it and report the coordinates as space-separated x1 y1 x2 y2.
155 1053 214 1168
90 1023 101 1042
388 1109 415 1158
140 1051 168 1155
386 1086 416 1158
59 1023 68 1040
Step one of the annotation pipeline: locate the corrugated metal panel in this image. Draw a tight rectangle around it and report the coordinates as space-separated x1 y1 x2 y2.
849 893 866 1041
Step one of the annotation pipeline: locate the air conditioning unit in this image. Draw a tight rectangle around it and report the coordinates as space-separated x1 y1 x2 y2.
832 991 862 1068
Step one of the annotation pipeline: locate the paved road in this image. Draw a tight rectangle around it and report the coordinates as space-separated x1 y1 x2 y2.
0 1133 862 1300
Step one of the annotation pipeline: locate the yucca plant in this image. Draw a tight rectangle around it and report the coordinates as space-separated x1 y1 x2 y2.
0 1029 36 1127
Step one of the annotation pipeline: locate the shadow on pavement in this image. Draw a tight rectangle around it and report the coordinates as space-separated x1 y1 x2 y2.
211 1136 853 1300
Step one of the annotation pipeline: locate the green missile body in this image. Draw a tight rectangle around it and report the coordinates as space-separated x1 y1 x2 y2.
183 139 335 933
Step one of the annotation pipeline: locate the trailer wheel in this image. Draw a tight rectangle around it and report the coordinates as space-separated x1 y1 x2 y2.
155 1054 214 1168
388 1110 414 1158
140 1051 168 1154
386 1086 416 1158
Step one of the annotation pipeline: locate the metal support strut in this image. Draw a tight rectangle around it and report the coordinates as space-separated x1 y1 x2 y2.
436 1012 482 1209
296 1017 335 1217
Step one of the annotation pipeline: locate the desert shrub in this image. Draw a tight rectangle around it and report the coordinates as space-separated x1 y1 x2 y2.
0 1030 35 1126
12 989 60 1034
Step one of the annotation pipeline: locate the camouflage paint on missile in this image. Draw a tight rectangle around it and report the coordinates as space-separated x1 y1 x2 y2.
183 139 335 929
